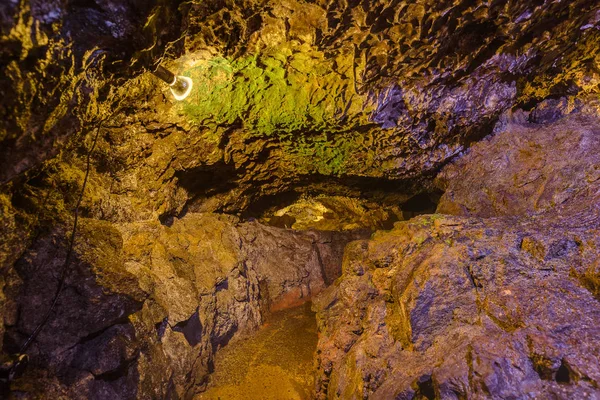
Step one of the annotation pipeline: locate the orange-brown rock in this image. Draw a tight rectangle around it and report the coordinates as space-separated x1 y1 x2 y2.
3 214 363 398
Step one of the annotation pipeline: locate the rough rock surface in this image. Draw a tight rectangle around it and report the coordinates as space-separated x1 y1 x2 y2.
4 0 600 218
313 109 600 399
84 0 600 217
2 1 600 399
177 0 600 187
3 213 363 398
0 0 187 184
437 98 600 218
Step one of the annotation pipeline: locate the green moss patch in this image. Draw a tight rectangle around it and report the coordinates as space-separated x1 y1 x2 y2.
176 44 376 176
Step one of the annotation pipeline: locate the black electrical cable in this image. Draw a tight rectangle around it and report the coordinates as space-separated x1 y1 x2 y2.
19 124 103 354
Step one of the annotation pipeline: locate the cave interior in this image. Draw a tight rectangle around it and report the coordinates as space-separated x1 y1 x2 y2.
1 0 600 399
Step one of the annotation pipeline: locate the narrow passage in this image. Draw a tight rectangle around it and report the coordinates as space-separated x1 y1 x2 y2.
195 302 318 400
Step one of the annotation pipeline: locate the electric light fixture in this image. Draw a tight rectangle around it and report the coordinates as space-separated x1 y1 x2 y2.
152 65 193 101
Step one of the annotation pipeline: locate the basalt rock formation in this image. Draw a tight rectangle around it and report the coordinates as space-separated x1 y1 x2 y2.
4 213 364 398
313 106 600 399
1 0 600 399
3 0 600 216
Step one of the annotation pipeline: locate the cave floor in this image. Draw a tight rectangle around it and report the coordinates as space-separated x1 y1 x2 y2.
195 302 318 400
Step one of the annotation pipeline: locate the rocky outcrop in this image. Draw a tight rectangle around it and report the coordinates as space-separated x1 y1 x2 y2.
313 108 600 399
3 213 364 398
436 98 600 218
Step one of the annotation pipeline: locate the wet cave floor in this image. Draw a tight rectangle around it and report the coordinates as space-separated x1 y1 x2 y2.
195 302 318 400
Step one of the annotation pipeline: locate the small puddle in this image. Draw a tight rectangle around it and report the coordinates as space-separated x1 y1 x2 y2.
195 302 318 400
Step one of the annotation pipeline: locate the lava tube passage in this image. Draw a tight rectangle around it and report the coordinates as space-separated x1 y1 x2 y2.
1 1 600 399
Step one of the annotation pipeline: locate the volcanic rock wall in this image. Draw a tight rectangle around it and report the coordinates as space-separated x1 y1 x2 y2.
3 213 363 398
312 104 600 399
4 0 600 218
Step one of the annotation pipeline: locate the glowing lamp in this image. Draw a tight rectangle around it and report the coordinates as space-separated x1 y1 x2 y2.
152 65 193 101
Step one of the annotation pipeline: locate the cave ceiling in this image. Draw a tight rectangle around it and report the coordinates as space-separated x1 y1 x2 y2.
1 0 600 219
